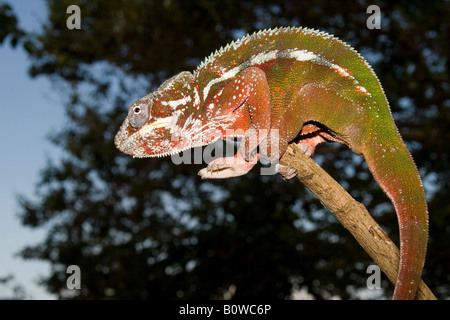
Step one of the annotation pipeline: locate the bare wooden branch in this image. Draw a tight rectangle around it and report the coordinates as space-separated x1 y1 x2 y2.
279 143 436 300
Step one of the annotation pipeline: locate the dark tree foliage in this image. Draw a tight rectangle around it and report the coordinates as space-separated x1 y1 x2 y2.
0 2 25 47
10 0 449 299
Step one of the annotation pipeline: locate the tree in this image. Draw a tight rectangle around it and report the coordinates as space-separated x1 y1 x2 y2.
14 0 449 299
0 274 28 300
0 2 24 46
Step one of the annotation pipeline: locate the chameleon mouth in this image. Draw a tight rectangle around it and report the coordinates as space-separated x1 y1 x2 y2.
114 118 131 152
115 117 174 155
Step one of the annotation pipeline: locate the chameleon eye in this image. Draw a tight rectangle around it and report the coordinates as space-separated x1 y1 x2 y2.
133 106 142 114
128 103 149 128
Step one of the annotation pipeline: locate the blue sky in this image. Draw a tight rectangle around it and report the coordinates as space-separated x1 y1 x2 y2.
0 0 62 299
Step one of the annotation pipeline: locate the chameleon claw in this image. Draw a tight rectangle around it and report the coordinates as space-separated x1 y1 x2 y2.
275 164 297 180
297 142 313 156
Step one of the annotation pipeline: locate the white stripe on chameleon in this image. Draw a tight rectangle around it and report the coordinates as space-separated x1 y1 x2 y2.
249 50 278 65
136 116 174 138
202 66 243 101
161 96 192 110
201 48 355 101
193 86 201 108
202 49 289 101
289 49 318 61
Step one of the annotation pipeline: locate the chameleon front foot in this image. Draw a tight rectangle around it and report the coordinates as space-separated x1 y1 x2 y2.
198 152 258 179
198 163 247 179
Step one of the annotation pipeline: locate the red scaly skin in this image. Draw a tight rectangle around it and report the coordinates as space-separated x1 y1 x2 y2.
115 27 428 299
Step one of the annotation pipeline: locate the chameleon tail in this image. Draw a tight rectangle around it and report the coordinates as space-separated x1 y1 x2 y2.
361 127 428 300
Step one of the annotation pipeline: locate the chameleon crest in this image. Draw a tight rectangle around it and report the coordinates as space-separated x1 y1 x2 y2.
115 27 428 300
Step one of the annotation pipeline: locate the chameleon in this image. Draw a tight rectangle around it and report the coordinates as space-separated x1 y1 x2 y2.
114 27 428 300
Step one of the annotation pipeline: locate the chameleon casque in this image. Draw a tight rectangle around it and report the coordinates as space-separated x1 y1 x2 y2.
115 27 428 300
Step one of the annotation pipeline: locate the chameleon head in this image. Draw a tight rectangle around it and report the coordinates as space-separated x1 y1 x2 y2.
115 72 196 158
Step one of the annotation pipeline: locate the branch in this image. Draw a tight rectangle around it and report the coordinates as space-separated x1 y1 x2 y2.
279 144 436 300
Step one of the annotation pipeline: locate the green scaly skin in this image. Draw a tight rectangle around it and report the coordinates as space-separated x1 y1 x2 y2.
115 27 428 299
